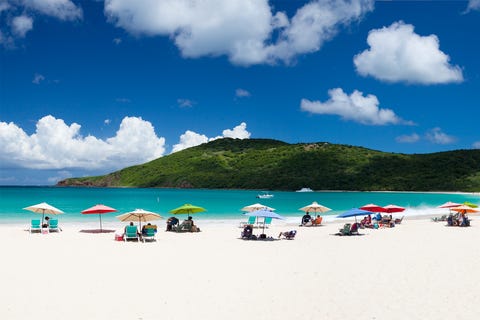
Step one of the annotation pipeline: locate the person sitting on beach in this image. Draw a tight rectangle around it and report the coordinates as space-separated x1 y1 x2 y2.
142 223 157 235
42 216 50 228
446 214 454 226
241 224 253 239
311 215 322 226
166 216 179 231
301 213 312 226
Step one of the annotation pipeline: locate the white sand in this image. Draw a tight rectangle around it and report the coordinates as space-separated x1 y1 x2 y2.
2 217 480 320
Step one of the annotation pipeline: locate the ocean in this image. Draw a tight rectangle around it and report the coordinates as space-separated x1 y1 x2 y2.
1 186 479 226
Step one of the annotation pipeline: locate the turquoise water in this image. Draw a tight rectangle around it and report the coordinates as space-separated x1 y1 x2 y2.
1 187 479 224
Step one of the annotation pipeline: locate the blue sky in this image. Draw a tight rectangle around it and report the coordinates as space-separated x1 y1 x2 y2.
1 0 479 185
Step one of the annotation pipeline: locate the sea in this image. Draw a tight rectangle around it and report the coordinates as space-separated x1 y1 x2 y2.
1 186 479 227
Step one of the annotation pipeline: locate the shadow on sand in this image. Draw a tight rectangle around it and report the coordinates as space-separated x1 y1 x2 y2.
79 229 115 234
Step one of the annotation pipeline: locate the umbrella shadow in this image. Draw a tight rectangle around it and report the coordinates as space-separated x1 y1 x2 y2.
79 229 115 234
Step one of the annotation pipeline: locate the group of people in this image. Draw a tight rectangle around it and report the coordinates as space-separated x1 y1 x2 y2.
123 221 158 240
166 216 200 232
447 212 470 227
300 213 323 226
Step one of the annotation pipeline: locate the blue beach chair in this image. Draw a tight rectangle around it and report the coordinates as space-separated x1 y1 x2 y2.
124 225 139 242
49 219 60 232
30 219 41 234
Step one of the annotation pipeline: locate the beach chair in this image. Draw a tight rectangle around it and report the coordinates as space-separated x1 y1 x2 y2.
394 216 404 224
239 216 256 228
349 223 360 235
258 217 272 229
49 219 60 232
174 221 193 232
30 219 41 234
279 230 297 240
124 225 139 242
142 228 156 242
336 223 351 236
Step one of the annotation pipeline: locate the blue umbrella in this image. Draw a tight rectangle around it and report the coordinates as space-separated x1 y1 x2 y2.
337 208 372 222
244 208 285 234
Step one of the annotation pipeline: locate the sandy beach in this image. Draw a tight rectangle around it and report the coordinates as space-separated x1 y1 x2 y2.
2 217 479 320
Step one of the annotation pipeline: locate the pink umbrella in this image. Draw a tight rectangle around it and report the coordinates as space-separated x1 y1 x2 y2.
438 201 462 208
383 204 406 213
81 204 117 232
360 203 387 213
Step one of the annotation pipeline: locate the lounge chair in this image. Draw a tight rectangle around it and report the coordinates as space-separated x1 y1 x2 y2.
336 223 351 236
142 228 156 242
49 219 60 232
349 222 360 235
311 216 323 226
432 215 447 222
124 225 139 242
279 230 297 240
174 221 193 232
239 216 256 228
30 219 41 234
394 216 404 224
258 217 272 229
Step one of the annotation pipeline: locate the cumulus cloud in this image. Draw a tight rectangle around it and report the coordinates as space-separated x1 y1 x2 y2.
0 115 166 170
473 141 480 149
354 21 463 84
301 88 409 125
32 73 45 84
235 88 251 98
396 133 420 143
425 127 455 145
104 0 374 65
172 122 251 153
0 0 82 46
11 15 33 37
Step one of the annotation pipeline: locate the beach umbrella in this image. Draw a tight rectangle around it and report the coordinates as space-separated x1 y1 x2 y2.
81 204 117 232
438 201 462 208
244 208 285 234
337 208 372 223
23 202 64 227
299 201 331 213
360 203 387 213
170 203 206 218
451 205 479 214
463 201 478 208
241 203 275 212
116 209 162 230
383 204 406 213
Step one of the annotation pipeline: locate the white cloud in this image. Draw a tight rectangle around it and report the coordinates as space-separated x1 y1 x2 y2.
104 0 374 65
0 115 166 170
235 88 251 98
0 0 82 47
472 141 480 149
177 98 195 108
467 0 480 11
396 133 420 143
301 88 408 125
32 73 45 84
425 127 455 145
172 122 251 153
171 130 209 153
104 119 111 125
113 37 122 45
23 0 83 21
354 21 463 84
11 15 33 37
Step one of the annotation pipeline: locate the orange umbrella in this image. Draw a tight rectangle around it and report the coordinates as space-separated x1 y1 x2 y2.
451 205 479 214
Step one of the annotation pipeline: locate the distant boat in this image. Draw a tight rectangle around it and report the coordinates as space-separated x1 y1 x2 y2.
256 192 274 199
296 187 313 192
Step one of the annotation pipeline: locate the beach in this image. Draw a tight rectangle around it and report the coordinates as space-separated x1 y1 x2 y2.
2 217 479 320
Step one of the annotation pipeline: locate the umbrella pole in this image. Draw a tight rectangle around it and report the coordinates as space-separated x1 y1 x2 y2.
99 214 102 232
41 210 45 227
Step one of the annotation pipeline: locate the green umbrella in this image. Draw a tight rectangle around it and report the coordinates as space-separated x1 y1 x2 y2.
463 201 478 208
169 203 206 217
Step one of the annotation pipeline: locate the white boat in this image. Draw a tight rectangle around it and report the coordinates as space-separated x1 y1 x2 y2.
296 187 313 192
256 192 274 199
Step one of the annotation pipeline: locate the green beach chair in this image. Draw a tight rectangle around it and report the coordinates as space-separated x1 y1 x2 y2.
49 219 60 232
124 225 139 242
336 223 352 236
30 219 41 234
240 216 256 228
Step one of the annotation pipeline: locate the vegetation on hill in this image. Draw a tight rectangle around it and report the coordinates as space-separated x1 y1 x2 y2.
57 138 480 192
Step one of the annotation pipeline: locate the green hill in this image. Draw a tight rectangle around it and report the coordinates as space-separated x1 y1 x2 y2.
57 138 480 192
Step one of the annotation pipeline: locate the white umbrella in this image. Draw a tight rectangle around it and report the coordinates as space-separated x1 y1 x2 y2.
299 201 331 213
241 203 275 212
116 209 162 230
23 202 64 226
